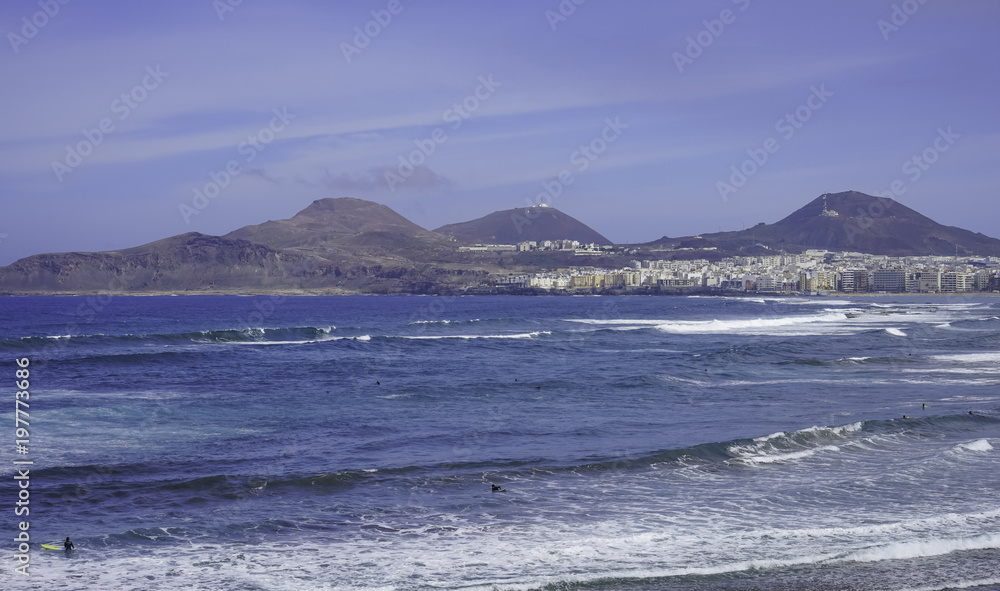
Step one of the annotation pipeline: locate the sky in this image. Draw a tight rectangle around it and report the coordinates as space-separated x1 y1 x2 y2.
1 0 998 265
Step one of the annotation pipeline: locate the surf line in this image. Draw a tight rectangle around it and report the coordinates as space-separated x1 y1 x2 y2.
13 357 33 575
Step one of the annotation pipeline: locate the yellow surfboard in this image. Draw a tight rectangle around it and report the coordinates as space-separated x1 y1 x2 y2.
41 544 63 550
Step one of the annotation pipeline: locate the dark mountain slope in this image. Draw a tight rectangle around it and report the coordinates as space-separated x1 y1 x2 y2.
0 233 325 292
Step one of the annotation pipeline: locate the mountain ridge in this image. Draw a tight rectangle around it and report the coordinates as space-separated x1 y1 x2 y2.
652 191 1000 257
2 192 998 294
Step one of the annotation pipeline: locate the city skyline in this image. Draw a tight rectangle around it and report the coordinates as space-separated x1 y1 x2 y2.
498 250 1000 294
2 0 998 266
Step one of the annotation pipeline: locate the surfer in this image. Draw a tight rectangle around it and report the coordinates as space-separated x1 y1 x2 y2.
64 537 75 551
491 484 501 492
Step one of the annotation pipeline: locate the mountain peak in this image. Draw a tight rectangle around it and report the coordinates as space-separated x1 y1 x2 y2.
780 191 912 223
694 190 1000 256
296 197 377 216
226 197 440 249
434 205 610 245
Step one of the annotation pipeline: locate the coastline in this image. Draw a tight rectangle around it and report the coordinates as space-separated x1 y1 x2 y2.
2 289 999 297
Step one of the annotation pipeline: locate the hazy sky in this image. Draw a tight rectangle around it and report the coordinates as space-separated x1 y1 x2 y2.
1 0 998 265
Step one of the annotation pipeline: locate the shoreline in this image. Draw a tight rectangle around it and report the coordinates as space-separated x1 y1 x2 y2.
2 290 999 298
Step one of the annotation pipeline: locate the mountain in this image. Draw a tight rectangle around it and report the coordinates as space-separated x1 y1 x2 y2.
224 197 457 269
0 232 325 293
226 197 444 250
2 191 998 295
0 198 486 294
434 205 611 245
653 191 1000 256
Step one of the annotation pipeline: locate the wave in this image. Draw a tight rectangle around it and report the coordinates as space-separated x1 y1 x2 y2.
567 311 853 335
931 352 1000 364
567 421 875 476
655 312 849 334
5 324 556 359
6 325 342 349
449 529 1000 591
843 533 1000 564
191 325 337 344
25 462 410 505
564 318 664 326
397 331 550 340
955 439 993 452
41 526 1000 591
575 413 998 474
20 413 998 507
685 295 856 306
725 422 863 464
784 355 912 367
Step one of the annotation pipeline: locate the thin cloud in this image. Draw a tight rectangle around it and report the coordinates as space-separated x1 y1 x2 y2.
318 166 454 193
245 168 282 184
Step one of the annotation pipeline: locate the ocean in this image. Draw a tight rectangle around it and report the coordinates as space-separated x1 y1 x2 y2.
2 294 999 591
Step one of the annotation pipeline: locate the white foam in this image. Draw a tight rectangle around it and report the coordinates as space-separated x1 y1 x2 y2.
654 312 848 334
228 339 332 346
752 508 1000 542
769 298 855 306
844 533 1000 563
885 327 907 336
735 445 841 465
956 439 993 452
902 367 1000 375
564 318 665 325
402 331 550 340
931 352 1000 364
751 422 863 444
19 506 1000 591
659 376 827 387
226 334 366 345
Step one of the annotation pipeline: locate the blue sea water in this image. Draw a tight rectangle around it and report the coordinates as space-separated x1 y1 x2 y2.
2 294 1000 591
